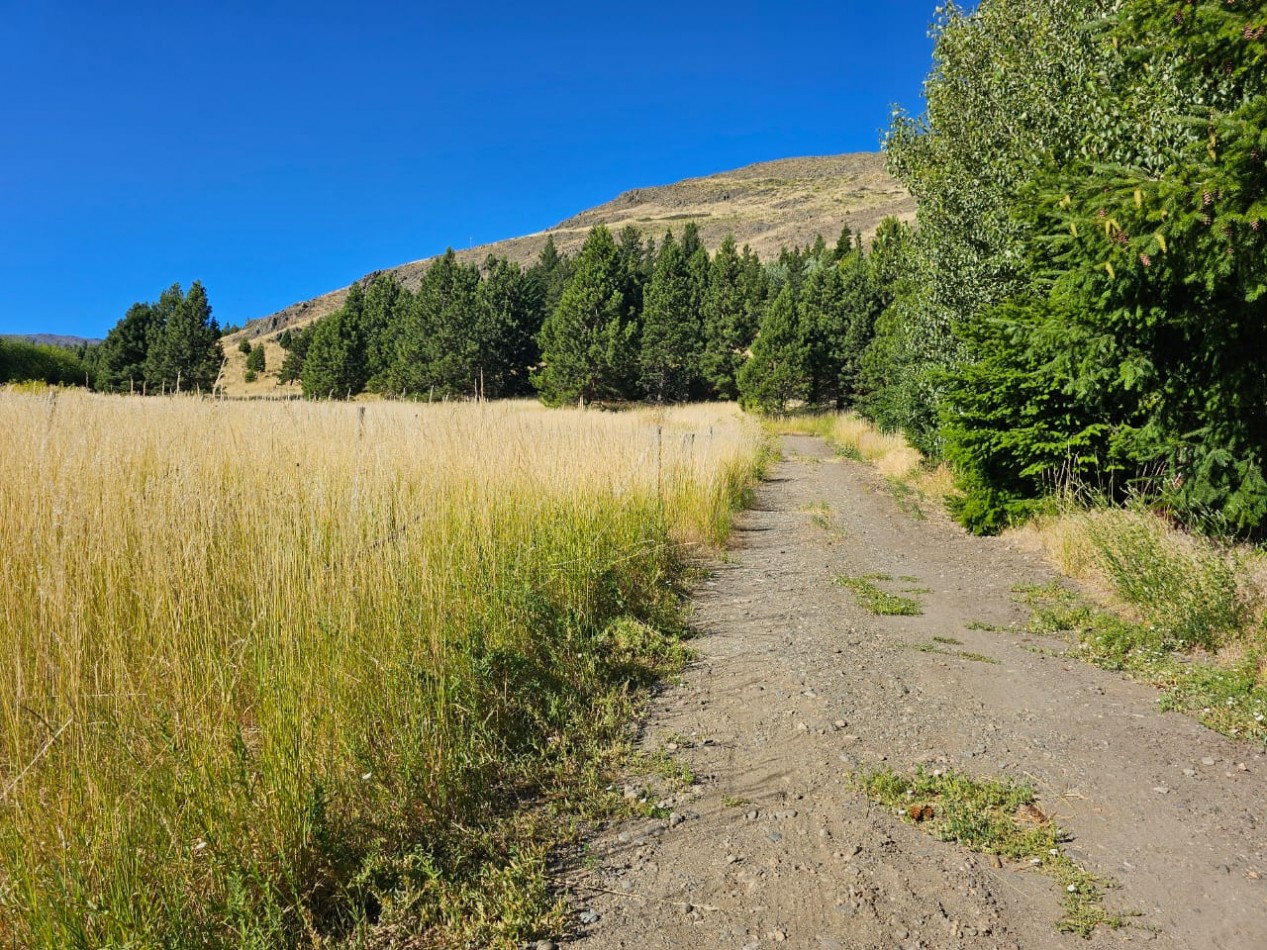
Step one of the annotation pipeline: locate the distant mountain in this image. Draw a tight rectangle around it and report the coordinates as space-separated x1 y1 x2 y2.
235 152 914 343
2 333 101 348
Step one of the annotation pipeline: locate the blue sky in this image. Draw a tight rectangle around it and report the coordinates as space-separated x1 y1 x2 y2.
0 1 936 339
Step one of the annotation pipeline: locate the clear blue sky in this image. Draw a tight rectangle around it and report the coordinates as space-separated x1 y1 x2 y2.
0 1 936 339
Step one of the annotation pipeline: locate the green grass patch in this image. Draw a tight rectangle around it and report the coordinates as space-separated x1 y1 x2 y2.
1015 583 1267 744
836 575 923 616
855 767 1134 937
933 636 963 645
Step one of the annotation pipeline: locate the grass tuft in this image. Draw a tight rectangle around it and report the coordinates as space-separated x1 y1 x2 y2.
836 576 923 616
855 767 1135 937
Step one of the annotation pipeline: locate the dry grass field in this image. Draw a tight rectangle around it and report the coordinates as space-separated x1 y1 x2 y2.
0 390 765 948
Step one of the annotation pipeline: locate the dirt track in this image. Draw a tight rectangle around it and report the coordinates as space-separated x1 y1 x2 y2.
565 436 1266 950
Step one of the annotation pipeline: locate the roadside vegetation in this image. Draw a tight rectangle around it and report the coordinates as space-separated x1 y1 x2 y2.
856 767 1134 936
0 390 764 948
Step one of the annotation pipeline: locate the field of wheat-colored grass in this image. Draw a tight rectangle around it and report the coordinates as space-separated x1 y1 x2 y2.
0 390 764 948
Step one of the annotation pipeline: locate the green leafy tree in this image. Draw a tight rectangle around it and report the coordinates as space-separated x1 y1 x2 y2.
534 226 638 405
879 0 1118 453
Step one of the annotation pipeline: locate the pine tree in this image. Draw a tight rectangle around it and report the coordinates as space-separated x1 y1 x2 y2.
700 235 749 400
832 225 855 262
799 262 847 407
835 246 880 404
527 236 573 318
475 255 541 398
245 343 266 374
361 274 408 390
301 283 367 399
638 232 701 403
534 225 638 405
736 285 809 412
97 302 157 392
143 282 222 393
278 324 313 384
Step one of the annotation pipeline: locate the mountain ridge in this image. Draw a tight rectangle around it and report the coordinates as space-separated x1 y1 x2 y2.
234 152 914 345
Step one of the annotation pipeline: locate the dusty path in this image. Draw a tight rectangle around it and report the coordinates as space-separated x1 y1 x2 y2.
565 436 1265 950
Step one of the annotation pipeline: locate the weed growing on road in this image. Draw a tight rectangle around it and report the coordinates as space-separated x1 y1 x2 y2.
836 576 923 616
906 641 1000 664
801 501 835 532
856 767 1134 937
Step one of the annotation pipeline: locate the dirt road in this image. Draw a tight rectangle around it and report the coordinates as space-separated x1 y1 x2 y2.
565 436 1265 950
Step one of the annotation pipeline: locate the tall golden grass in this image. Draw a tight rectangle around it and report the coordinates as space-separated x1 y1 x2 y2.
0 390 764 948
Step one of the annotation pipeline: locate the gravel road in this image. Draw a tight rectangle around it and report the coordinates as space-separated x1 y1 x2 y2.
563 436 1265 950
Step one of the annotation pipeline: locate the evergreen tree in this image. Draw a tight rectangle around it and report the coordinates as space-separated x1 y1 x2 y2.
534 225 638 405
245 343 266 374
361 274 409 390
799 261 847 407
475 255 541 397
143 282 222 393
834 245 880 404
97 302 157 392
832 225 855 263
700 235 749 400
736 285 809 411
616 225 650 321
638 232 701 403
527 236 573 318
278 325 313 384
301 283 367 399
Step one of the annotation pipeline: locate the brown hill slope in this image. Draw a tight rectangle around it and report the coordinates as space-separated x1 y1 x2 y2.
224 152 913 394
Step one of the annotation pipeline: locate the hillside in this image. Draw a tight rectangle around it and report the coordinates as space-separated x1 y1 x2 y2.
222 152 913 394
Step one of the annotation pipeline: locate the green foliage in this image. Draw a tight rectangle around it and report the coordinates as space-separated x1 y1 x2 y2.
700 237 766 400
277 325 313 384
1015 580 1267 743
534 226 639 405
638 232 702 403
142 282 223 393
736 285 808 412
834 575 922 616
0 338 88 386
238 338 252 355
245 344 265 374
301 284 368 399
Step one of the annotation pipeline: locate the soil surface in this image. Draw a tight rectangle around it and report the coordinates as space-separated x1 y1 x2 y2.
562 436 1266 950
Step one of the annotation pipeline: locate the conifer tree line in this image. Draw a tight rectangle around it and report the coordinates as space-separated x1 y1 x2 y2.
861 0 1267 539
89 282 224 394
275 221 911 411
